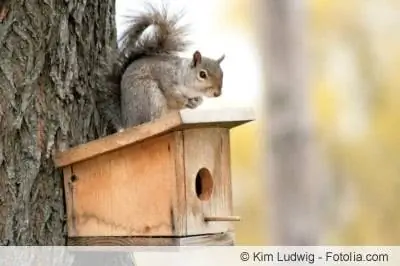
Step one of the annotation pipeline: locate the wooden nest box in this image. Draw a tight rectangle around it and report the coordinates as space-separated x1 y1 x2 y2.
54 108 255 246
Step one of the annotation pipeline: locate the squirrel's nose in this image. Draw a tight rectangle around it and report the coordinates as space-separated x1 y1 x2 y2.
213 91 221 97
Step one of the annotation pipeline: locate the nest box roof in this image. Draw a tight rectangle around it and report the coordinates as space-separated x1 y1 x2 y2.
54 107 255 168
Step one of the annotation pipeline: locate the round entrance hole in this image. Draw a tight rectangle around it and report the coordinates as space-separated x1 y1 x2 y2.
195 168 213 201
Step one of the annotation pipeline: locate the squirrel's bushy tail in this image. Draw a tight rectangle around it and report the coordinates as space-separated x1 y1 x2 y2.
111 4 190 76
99 4 190 133
119 3 190 65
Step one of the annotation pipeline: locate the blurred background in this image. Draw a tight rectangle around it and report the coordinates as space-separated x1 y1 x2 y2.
117 0 400 245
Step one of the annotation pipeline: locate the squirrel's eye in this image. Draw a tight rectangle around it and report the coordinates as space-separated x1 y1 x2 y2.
199 70 207 79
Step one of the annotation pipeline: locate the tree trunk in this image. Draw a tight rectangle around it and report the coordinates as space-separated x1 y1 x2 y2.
259 0 327 245
0 0 115 246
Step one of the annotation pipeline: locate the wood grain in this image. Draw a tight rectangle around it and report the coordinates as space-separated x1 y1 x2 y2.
67 232 234 246
169 131 186 235
204 216 241 222
183 128 234 235
64 132 185 237
54 108 255 168
54 112 182 168
178 231 235 246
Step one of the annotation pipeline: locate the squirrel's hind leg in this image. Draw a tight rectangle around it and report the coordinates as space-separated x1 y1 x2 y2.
121 78 168 127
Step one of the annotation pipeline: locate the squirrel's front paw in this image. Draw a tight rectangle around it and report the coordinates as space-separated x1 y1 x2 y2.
185 97 203 109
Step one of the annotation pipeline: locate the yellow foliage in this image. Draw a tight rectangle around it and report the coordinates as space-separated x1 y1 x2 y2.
230 122 266 244
309 0 359 30
230 122 260 171
221 0 400 245
215 0 256 36
309 0 400 244
311 79 339 136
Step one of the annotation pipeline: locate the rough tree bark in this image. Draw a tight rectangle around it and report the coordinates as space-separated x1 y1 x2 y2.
0 0 122 252
257 0 328 245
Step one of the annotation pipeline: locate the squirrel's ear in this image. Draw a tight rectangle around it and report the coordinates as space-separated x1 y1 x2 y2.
217 54 225 64
192 51 202 67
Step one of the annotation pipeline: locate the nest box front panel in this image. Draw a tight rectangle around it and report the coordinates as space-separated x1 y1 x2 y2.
62 132 185 237
183 127 234 235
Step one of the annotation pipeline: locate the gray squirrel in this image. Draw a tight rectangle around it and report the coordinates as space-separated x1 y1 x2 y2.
100 4 225 133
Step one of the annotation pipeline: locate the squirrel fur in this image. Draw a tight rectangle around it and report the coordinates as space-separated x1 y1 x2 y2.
101 4 225 132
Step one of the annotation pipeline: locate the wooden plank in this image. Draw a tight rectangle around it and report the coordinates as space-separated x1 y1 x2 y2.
169 131 186 235
67 232 234 246
66 133 183 237
178 231 235 246
68 236 178 246
54 112 182 168
179 107 254 127
204 216 240 222
183 128 234 235
54 108 255 168
219 128 234 227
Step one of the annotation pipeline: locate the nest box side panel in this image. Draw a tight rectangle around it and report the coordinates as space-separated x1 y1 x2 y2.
63 132 186 237
183 128 234 235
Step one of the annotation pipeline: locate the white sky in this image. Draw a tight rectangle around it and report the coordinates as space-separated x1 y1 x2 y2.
116 0 262 112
